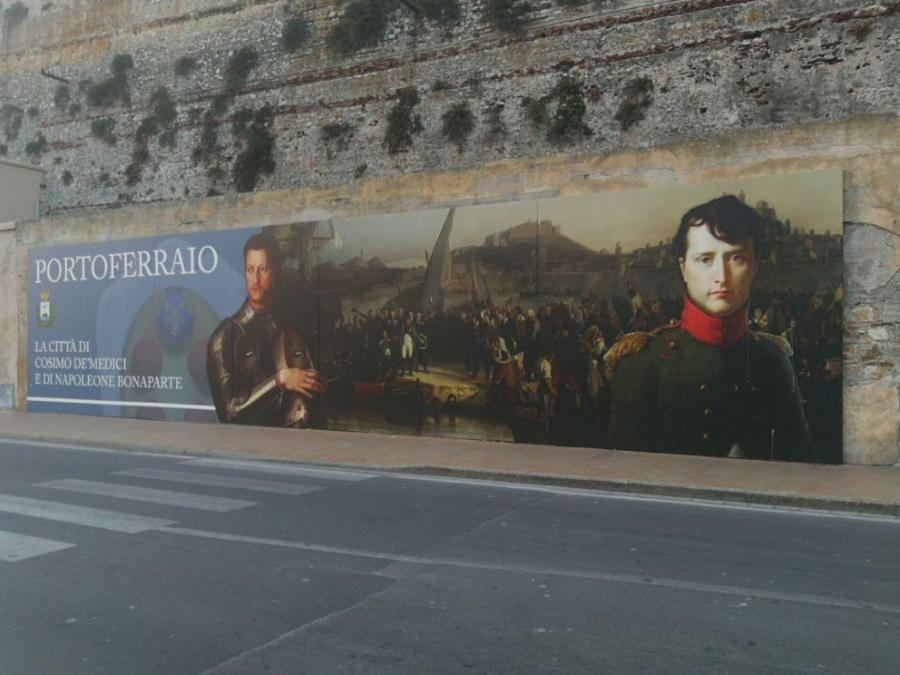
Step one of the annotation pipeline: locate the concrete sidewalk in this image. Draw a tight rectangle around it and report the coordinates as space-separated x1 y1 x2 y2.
1 410 898 515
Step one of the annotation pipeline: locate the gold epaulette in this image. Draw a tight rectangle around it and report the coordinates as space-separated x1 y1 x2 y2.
753 331 793 357
604 332 652 379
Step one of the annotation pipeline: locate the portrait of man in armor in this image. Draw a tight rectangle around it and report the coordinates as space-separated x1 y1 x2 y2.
206 232 325 427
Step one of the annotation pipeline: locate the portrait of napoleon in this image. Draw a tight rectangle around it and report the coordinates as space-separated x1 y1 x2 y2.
206 232 325 427
605 195 814 461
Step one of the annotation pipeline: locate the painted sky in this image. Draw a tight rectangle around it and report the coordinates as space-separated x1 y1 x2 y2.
315 168 842 265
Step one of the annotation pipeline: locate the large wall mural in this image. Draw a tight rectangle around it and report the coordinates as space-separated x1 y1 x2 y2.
28 168 844 462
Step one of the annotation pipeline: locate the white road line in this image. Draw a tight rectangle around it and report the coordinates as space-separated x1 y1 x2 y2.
158 526 900 616
0 494 175 533
0 530 74 562
113 468 323 496
181 458 375 482
36 480 256 513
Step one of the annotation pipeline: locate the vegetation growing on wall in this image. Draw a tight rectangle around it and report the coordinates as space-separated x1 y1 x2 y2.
546 76 592 143
849 20 873 42
232 105 275 193
125 87 179 186
224 46 259 92
321 121 354 159
53 85 70 111
62 170 73 186
90 118 116 145
521 76 592 144
0 144 6 156
24 132 48 158
483 102 506 143
614 76 654 130
68 103 81 116
555 0 589 7
3 1 28 29
326 0 392 55
482 0 532 35
441 102 475 152
86 54 134 107
1 104 23 141
384 86 423 154
27 106 39 118
282 16 311 52
174 56 198 77
418 0 462 25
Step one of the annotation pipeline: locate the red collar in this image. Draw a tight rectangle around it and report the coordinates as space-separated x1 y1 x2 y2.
680 295 748 347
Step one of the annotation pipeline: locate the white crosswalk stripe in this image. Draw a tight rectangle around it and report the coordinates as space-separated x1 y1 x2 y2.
36 480 256 512
0 494 175 533
181 458 375 481
113 468 323 496
0 530 74 562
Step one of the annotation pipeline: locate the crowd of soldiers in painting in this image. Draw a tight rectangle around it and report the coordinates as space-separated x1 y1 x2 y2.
315 284 843 459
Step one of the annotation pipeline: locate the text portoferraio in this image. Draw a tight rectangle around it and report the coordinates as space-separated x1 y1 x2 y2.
33 245 219 284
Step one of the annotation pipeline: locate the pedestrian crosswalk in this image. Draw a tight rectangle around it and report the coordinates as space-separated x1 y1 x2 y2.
0 458 370 564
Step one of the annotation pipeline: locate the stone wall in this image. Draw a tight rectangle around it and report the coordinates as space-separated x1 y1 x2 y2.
0 0 896 463
0 1 896 210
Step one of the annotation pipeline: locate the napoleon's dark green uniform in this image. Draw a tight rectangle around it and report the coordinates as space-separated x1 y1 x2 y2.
607 324 814 461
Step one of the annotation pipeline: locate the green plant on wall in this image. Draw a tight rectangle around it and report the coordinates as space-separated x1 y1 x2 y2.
25 132 48 158
482 0 532 35
546 75 592 143
384 86 423 154
321 121 355 159
441 102 475 152
282 16 312 52
417 0 462 25
614 76 654 131
86 54 134 107
326 0 393 55
90 118 117 145
521 75 592 144
125 87 179 186
232 105 276 193
224 46 259 93
53 84 70 111
483 102 506 143
174 56 198 77
1 104 23 141
3 1 28 30
62 170 73 186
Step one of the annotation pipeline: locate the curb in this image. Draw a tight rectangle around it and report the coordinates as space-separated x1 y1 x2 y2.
2 432 896 517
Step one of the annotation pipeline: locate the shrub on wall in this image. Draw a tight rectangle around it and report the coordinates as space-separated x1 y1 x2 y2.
326 0 392 55
25 132 48 158
441 102 475 152
53 85 70 111
615 76 654 131
482 0 532 35
232 105 276 193
282 17 312 52
3 2 28 29
321 121 355 159
384 86 423 154
1 104 23 141
418 0 462 25
546 76 592 143
86 54 134 108
224 47 259 92
174 56 198 77
90 118 117 145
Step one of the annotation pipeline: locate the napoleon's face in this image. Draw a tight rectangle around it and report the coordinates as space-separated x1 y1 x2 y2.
679 225 757 318
245 248 275 311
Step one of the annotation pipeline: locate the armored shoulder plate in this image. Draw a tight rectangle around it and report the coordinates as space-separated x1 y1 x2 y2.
752 331 793 358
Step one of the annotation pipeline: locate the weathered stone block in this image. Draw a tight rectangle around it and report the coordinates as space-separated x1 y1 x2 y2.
844 383 900 465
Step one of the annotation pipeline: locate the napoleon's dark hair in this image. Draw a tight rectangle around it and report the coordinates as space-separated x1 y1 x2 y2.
673 194 763 261
243 232 282 269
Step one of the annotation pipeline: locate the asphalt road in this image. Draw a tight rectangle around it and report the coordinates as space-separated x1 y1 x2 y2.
0 438 898 674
